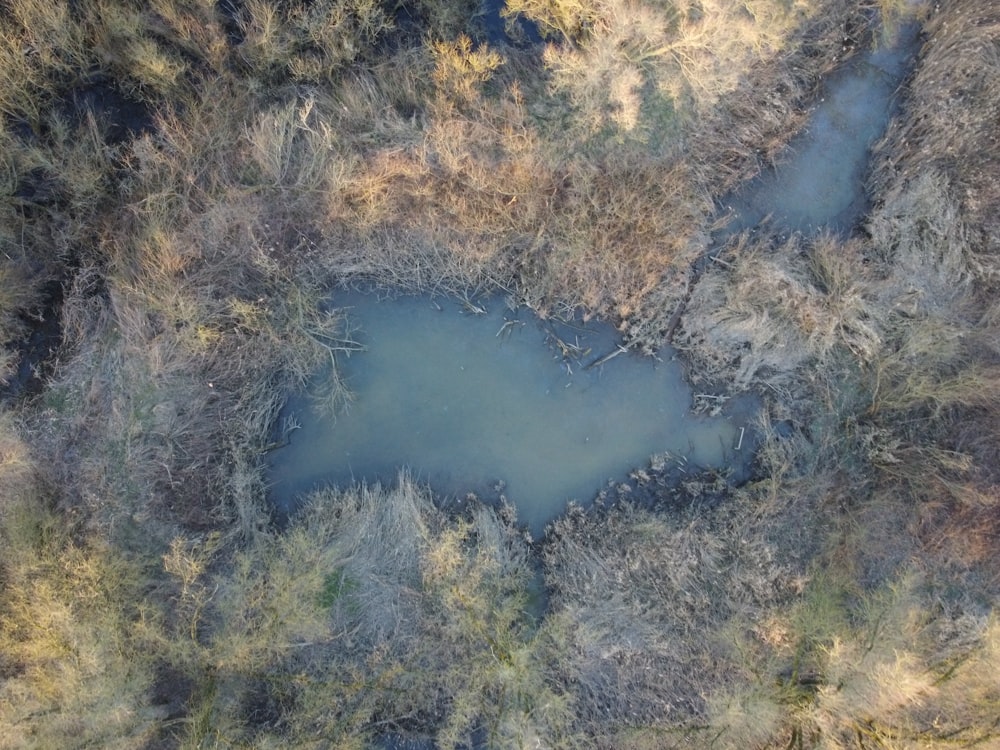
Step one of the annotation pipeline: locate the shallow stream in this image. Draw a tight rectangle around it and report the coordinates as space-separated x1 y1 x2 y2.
267 23 920 535
722 22 920 235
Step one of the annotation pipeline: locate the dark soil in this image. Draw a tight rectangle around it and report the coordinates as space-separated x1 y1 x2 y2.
0 280 63 402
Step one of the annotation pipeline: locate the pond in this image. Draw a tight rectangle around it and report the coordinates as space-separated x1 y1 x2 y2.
267 292 752 535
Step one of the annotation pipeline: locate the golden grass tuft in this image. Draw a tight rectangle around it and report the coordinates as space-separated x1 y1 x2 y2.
783 574 1000 749
0 414 163 748
235 0 393 85
676 231 882 391
537 0 818 125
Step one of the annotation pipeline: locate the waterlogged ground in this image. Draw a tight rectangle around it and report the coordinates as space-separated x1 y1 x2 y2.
268 292 748 534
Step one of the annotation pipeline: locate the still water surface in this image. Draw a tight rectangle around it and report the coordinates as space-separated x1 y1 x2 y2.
723 23 920 235
268 293 746 534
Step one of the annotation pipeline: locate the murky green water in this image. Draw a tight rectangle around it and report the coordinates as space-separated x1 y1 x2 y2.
268 293 748 534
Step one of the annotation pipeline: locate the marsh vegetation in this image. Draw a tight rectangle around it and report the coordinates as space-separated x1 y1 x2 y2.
2 0 999 748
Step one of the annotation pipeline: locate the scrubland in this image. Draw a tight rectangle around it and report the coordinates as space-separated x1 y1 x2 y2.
1 0 998 747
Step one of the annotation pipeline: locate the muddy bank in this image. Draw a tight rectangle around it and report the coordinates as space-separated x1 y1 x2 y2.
0 280 63 401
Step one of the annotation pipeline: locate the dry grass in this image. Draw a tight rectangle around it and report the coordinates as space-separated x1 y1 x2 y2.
868 0 1000 275
0 0 887 357
188 476 569 748
676 231 883 392
2 0 999 747
594 7 1000 737
856 0 1000 509
536 469 832 747
277 0 866 323
0 0 231 115
743 7 1000 745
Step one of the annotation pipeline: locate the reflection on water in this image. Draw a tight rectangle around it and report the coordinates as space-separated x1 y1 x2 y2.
268 292 747 535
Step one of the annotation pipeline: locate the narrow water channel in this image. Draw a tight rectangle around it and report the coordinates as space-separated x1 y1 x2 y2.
721 22 921 236
267 21 921 535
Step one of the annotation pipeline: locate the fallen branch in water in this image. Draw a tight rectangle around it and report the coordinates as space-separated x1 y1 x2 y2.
306 329 366 353
584 343 632 370
460 294 487 315
546 326 591 360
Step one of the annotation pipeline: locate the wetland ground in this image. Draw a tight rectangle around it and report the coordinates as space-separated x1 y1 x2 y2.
3 1 1000 748
267 21 917 537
